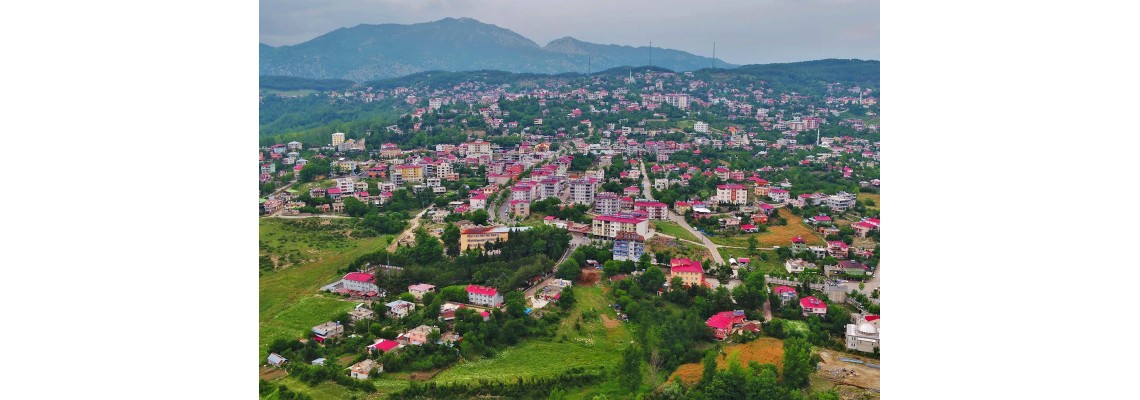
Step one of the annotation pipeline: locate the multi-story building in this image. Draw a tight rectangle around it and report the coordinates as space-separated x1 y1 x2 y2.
664 93 690 110
633 200 668 220
594 192 621 215
826 192 858 212
569 178 599 205
591 214 649 239
332 132 346 147
394 164 424 184
459 225 530 251
716 184 749 205
465 140 492 157
612 231 645 261
510 199 530 218
670 258 704 287
768 188 790 203
286 141 303 152
466 285 504 307
694 121 708 133
537 178 563 200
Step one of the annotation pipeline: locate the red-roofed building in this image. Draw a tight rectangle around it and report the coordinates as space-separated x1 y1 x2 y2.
368 338 400 353
800 296 828 317
466 285 503 307
828 241 850 259
773 286 798 304
853 221 879 238
592 214 649 239
706 310 746 340
509 199 530 218
768 188 790 203
633 201 668 220
469 193 487 210
670 258 705 287
716 184 748 205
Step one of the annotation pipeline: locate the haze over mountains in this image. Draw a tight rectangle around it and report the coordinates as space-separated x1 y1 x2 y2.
260 18 736 82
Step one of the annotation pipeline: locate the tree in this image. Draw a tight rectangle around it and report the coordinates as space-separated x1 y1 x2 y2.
441 223 461 257
556 260 581 281
637 265 666 293
747 235 758 255
558 287 576 309
700 350 719 387
603 260 621 278
780 336 813 388
505 291 526 317
619 345 643 392
342 197 370 217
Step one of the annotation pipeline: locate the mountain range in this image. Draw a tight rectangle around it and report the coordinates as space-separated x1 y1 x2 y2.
260 18 735 82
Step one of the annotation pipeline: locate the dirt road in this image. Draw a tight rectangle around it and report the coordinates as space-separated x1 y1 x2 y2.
386 207 431 252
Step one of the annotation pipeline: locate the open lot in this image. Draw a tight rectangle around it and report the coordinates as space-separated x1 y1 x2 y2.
432 285 632 385
259 219 390 359
709 209 826 248
816 349 880 392
717 248 787 275
669 337 786 385
857 192 880 211
652 220 701 243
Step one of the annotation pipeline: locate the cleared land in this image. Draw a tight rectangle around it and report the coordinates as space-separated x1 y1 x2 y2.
717 248 786 275
652 220 701 243
669 337 786 385
647 236 712 262
857 193 880 211
259 218 390 359
432 285 632 385
709 209 826 248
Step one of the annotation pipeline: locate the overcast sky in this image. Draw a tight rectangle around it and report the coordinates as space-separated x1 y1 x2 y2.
260 0 878 65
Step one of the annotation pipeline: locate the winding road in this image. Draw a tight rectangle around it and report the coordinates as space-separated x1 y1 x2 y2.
640 160 725 265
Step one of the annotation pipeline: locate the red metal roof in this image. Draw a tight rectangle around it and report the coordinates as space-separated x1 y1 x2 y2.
344 272 375 283
773 285 796 295
371 339 399 352
466 285 498 296
800 296 827 310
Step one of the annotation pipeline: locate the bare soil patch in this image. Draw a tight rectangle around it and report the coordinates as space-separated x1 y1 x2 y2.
579 269 601 286
600 314 620 329
816 350 880 390
259 365 287 381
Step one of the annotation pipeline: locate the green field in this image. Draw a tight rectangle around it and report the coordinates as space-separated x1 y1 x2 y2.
652 220 700 243
717 248 787 276
259 218 391 359
432 285 632 386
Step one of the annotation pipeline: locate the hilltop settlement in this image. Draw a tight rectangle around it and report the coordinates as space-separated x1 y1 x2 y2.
259 61 881 399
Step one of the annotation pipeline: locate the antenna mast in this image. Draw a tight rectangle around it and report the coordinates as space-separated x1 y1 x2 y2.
649 41 653 69
712 42 716 69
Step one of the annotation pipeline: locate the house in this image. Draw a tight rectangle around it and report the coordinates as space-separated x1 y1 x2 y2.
845 315 880 353
311 321 345 343
831 260 871 277
785 258 817 274
808 215 832 225
368 338 400 353
348 307 376 322
670 258 705 287
405 325 439 346
825 192 857 212
800 296 828 317
408 283 436 301
741 223 758 232
827 241 850 259
385 300 416 319
311 358 326 366
772 285 798 304
349 359 380 380
323 272 382 297
852 220 879 237
267 353 287 366
790 236 810 254
466 285 504 307
706 310 746 340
